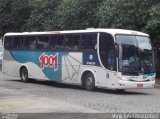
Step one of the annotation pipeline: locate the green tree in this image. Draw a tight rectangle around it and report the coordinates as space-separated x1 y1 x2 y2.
55 0 101 30
145 4 160 77
97 0 157 30
146 4 160 45
26 0 62 31
0 0 31 36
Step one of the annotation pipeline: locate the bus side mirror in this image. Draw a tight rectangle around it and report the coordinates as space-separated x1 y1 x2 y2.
114 42 119 57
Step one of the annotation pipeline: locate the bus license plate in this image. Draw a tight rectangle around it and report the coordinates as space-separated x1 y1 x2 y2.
137 84 143 88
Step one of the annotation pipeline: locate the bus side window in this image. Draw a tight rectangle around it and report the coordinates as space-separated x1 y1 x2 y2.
72 35 80 51
4 37 13 50
50 35 57 50
13 36 23 49
64 35 73 50
37 36 49 50
55 35 64 50
24 36 36 50
64 35 80 51
82 33 97 51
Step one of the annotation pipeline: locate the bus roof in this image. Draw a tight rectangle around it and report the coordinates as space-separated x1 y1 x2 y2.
4 28 149 37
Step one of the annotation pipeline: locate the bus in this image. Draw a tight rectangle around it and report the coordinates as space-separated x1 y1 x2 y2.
2 29 156 91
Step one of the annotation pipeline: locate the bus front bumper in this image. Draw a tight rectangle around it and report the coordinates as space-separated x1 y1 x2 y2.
116 80 155 89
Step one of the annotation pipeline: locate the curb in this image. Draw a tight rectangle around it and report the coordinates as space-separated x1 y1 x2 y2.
155 84 160 88
155 79 160 88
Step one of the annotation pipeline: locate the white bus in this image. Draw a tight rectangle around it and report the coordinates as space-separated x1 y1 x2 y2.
2 29 156 91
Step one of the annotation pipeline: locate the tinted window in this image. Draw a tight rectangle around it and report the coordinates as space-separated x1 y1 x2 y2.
37 36 50 50
99 33 116 71
50 34 81 51
64 35 80 51
4 36 13 50
64 35 72 50
24 36 37 50
50 35 64 50
82 33 97 50
50 35 57 50
13 36 23 49
72 35 80 50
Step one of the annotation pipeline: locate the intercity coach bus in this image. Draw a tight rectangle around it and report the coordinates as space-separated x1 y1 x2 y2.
2 29 156 91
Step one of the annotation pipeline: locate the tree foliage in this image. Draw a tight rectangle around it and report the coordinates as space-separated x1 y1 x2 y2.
97 0 159 30
0 0 159 46
25 0 62 31
0 0 31 36
146 4 160 44
55 0 101 30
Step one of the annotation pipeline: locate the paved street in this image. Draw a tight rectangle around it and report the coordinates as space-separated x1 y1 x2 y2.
0 70 160 114
1 68 160 119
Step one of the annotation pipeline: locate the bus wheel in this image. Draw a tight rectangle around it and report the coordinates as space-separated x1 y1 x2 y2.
20 67 29 82
84 73 95 91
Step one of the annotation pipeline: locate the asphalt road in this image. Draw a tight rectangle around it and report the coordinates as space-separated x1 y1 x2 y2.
0 70 160 118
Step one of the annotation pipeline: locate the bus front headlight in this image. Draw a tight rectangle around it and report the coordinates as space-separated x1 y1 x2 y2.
149 78 155 81
118 77 129 81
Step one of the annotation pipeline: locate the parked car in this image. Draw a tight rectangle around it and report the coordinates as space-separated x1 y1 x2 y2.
0 41 3 65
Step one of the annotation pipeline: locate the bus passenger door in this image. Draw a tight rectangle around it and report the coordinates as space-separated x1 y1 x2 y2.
106 48 117 88
99 33 117 88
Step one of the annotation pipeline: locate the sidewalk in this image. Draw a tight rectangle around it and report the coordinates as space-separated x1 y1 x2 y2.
0 87 100 113
155 78 160 88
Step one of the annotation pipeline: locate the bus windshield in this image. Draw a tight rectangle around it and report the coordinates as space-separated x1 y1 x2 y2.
116 35 155 74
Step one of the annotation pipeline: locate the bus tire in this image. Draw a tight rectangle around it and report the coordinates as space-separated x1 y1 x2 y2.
84 72 95 91
20 67 29 82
